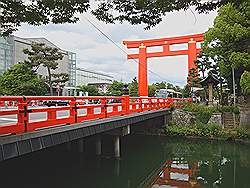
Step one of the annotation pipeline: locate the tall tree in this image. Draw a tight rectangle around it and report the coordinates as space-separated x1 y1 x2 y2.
182 84 191 98
0 0 240 36
195 52 212 78
187 68 200 88
148 85 157 97
78 85 100 96
0 63 47 96
23 42 69 95
203 1 250 95
128 77 138 97
107 81 124 96
240 71 250 96
153 82 166 90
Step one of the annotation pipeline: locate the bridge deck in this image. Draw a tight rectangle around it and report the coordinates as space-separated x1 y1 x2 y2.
0 108 170 162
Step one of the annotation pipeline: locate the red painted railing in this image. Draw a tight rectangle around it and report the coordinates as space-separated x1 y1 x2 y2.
0 96 191 135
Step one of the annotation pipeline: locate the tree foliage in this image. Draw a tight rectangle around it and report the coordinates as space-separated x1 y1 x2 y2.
0 1 89 36
107 81 124 96
195 52 212 78
23 42 69 95
153 82 166 90
148 85 157 97
0 0 242 36
77 85 100 96
187 68 201 88
0 63 47 96
128 77 138 97
203 1 250 94
182 84 191 98
240 71 250 95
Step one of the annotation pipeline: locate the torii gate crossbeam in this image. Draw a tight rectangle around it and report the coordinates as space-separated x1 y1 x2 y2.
123 33 204 96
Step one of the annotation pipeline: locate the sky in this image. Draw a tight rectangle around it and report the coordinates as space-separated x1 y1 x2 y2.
14 7 217 87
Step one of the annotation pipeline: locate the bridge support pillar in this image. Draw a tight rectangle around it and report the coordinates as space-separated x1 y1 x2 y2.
164 114 171 125
114 135 120 158
96 135 102 155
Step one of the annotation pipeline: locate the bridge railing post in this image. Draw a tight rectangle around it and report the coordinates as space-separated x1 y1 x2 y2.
47 110 56 122
70 97 77 123
101 97 107 118
148 98 152 110
156 98 160 110
122 95 130 115
139 98 143 112
17 97 28 132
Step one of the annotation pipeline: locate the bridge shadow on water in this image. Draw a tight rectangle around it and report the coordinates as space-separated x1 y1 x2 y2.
0 134 250 188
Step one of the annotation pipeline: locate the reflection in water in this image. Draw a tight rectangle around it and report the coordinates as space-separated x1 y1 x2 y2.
144 138 250 188
0 136 249 188
149 160 202 188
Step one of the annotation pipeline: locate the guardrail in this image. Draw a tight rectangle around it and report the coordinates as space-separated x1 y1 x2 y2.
0 96 191 135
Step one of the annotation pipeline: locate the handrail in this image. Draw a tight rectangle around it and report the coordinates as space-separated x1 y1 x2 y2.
0 96 191 135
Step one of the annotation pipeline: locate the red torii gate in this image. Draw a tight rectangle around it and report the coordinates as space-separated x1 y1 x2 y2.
123 33 204 96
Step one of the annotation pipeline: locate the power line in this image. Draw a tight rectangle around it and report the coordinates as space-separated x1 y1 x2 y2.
83 16 185 85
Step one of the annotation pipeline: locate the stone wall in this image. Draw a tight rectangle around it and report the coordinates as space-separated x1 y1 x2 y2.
172 110 223 127
171 110 195 126
208 113 223 126
239 106 250 129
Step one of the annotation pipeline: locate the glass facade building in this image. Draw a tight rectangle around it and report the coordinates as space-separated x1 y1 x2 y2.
0 38 13 75
0 35 78 95
0 35 114 95
67 52 76 87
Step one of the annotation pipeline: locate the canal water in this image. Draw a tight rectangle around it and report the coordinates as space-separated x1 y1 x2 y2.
0 135 250 188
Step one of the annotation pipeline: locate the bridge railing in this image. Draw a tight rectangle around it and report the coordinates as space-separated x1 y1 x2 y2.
0 96 191 135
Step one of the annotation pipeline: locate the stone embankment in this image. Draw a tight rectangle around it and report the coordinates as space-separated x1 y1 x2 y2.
171 109 240 128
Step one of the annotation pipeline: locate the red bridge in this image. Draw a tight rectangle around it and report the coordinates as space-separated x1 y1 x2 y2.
0 96 191 135
0 96 191 162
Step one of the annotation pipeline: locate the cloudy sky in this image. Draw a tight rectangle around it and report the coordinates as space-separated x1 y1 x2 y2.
14 7 217 87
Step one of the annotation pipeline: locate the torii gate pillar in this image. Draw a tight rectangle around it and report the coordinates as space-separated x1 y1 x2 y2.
139 44 148 96
188 39 197 71
123 34 204 97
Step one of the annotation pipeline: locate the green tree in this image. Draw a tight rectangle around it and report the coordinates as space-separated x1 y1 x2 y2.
0 63 47 96
195 52 212 78
51 73 69 88
203 1 250 95
0 0 237 36
240 71 250 96
148 84 157 97
174 85 182 92
153 82 166 90
128 77 138 97
107 81 124 96
78 85 100 96
182 84 191 98
23 42 69 95
187 68 201 88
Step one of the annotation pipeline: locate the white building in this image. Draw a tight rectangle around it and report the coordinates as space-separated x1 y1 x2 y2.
0 35 76 95
76 67 114 93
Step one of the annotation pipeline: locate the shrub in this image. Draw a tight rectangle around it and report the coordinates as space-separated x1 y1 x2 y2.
217 106 240 114
196 111 212 124
183 103 240 125
164 123 250 140
234 128 249 139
